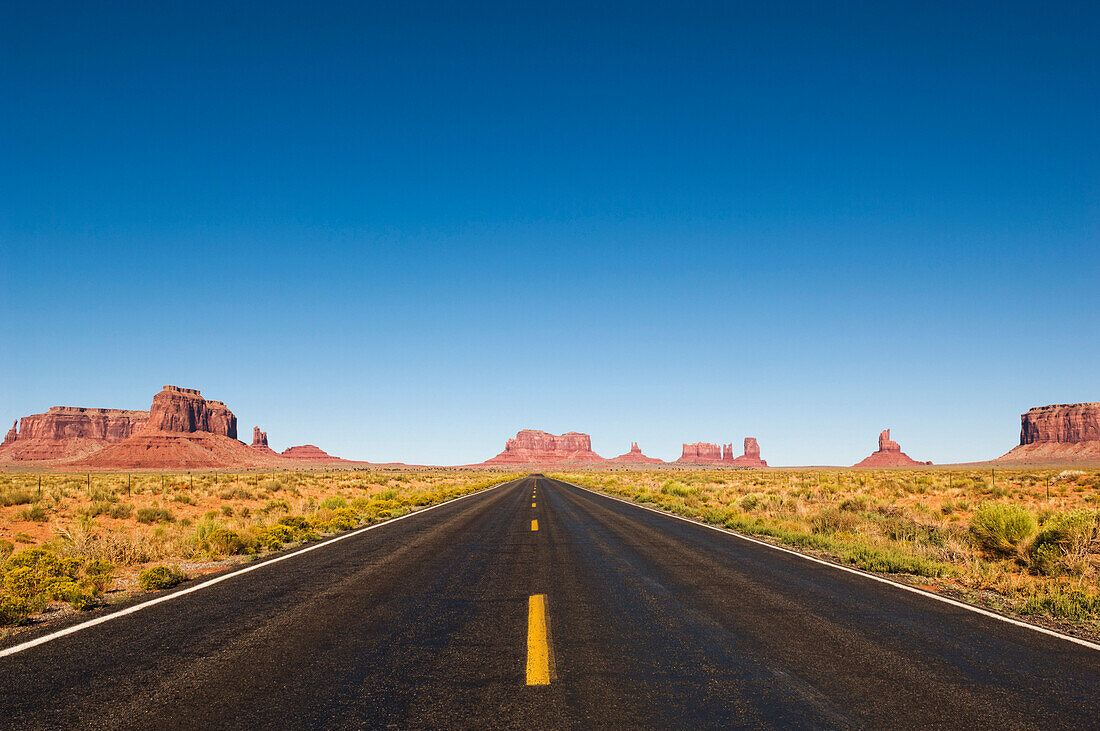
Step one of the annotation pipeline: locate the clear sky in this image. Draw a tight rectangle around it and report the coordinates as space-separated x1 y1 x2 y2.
1 1 1097 465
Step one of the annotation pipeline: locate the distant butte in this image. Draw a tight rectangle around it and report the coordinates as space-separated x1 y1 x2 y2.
250 426 279 456
995 403 1100 464
607 442 664 464
483 429 605 465
281 444 344 461
853 429 930 467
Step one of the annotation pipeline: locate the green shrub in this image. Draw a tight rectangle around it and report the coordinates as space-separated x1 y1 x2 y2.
0 595 32 625
1028 510 1100 576
138 565 186 591
318 495 348 510
1020 587 1100 620
136 507 175 524
969 503 1036 557
0 539 13 557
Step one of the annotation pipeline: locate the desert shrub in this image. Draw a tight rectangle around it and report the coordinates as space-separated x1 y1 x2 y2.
109 503 133 519
969 503 1036 557
660 481 692 498
0 489 34 507
19 504 48 522
136 507 175 524
810 507 862 535
839 495 871 512
1028 510 1100 576
138 565 186 591
262 498 291 515
0 539 13 557
739 494 761 511
318 495 348 510
842 546 949 578
319 507 360 532
1021 587 1100 620
221 505 234 517
171 493 196 505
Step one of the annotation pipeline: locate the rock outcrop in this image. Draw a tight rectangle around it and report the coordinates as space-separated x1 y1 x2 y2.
0 407 149 461
281 444 343 461
142 386 236 438
607 442 665 464
483 430 605 464
2 421 17 447
677 442 722 464
250 426 280 456
996 403 1100 463
853 429 930 467
78 386 269 468
725 437 768 467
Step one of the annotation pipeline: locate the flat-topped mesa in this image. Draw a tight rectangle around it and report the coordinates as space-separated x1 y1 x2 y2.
1020 403 1100 444
0 406 150 460
853 428 930 467
483 429 605 464
996 403 1100 463
608 441 664 464
727 437 768 467
677 442 722 464
142 385 237 438
281 444 343 461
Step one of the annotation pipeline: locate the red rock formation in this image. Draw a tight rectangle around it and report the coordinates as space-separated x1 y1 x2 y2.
996 403 1100 463
483 430 605 464
853 429 930 467
142 386 236 438
607 442 665 464
677 442 723 464
76 386 271 468
727 437 768 467
281 444 343 461
0 407 149 461
249 426 280 456
2 421 18 448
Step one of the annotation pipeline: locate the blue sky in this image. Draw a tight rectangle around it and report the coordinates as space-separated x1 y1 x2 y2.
1 1 1097 465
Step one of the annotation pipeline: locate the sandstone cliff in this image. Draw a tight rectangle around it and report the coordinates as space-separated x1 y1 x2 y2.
142 386 236 438
853 429 930 467
0 407 149 461
726 437 768 467
607 442 665 464
996 403 1100 463
677 442 722 464
78 386 269 468
483 430 605 464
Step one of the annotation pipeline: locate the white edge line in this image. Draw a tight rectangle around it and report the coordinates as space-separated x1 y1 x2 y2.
0 476 521 659
558 478 1100 653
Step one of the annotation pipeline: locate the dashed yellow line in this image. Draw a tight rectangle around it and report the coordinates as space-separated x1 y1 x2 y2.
526 594 553 685
531 519 538 531
532 502 536 508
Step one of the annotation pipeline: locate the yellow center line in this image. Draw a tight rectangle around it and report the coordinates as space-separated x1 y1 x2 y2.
526 594 553 685
532 502 536 508
531 519 538 531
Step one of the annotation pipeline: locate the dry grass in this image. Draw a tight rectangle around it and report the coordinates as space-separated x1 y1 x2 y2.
0 470 519 627
552 468 1100 628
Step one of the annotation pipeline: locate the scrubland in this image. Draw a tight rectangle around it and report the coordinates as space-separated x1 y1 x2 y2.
0 470 518 630
553 468 1100 630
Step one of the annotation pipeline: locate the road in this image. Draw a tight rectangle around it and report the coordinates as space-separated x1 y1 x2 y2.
1 475 1098 729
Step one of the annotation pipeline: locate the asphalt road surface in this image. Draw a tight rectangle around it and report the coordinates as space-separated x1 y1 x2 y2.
1 475 1098 729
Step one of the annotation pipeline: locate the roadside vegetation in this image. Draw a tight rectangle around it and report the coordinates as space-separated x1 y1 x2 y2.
552 468 1100 629
0 470 518 629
